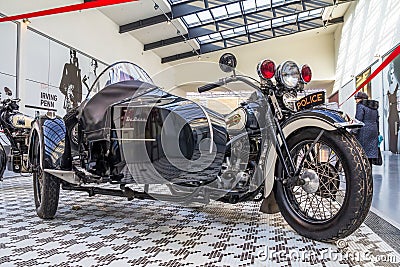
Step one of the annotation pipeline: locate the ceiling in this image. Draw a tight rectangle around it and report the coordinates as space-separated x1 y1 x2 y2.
97 0 354 63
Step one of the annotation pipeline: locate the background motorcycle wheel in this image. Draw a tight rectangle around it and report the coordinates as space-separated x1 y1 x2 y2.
31 130 60 219
274 127 372 243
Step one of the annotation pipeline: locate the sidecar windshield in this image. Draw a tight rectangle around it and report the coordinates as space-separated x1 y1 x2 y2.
86 62 154 99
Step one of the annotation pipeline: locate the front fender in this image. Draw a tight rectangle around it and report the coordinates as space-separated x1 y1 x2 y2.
263 108 357 198
283 109 364 131
28 115 70 170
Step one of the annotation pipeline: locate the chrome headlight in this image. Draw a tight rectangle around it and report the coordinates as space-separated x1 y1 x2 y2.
276 61 300 89
282 92 297 111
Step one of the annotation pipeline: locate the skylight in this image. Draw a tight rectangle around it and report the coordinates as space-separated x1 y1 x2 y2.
183 13 200 27
211 6 229 19
169 0 191 4
226 2 242 16
161 0 343 62
256 0 270 9
242 0 257 13
197 10 213 23
196 7 326 44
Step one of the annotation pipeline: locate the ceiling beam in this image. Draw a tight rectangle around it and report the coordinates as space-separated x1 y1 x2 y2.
144 34 189 51
119 12 172 33
161 16 344 63
171 0 206 17
161 49 200 63
119 0 243 33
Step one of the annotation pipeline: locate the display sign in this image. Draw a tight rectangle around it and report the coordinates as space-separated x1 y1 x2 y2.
23 30 107 117
296 91 325 111
355 68 372 97
382 45 400 153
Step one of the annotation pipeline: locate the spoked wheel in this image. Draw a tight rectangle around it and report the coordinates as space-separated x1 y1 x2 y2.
274 128 372 242
32 131 60 219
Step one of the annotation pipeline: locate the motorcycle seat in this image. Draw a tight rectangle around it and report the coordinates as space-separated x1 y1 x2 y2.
80 80 157 141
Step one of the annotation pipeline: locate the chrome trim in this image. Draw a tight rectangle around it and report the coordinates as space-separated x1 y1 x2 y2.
197 105 214 153
45 110 56 119
44 169 79 185
111 128 136 131
276 60 300 89
334 120 364 129
111 138 156 141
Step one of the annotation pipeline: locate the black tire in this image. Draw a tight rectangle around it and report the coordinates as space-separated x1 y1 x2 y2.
274 128 372 242
31 130 60 219
63 108 79 153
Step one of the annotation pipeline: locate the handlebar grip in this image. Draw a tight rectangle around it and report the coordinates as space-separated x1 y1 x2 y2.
198 80 224 93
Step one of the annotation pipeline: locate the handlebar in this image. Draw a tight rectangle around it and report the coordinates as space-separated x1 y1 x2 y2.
198 76 260 93
1 98 21 112
198 81 225 93
2 98 20 104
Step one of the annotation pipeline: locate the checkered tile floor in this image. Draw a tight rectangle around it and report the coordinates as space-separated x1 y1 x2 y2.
0 175 399 267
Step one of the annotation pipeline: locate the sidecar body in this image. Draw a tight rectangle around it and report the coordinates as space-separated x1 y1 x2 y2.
30 62 227 186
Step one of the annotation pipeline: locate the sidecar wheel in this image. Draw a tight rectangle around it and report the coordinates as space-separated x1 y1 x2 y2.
274 128 372 242
31 131 60 219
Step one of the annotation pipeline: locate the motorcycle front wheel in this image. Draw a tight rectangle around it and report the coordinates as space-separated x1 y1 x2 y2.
274 127 373 242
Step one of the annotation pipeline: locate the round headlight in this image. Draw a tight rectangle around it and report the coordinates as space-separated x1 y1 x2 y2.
276 61 300 89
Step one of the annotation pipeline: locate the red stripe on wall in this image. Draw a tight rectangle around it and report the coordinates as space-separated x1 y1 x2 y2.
0 0 138 23
339 45 400 106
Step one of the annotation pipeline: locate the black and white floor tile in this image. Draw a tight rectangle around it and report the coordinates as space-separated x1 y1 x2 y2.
0 176 399 267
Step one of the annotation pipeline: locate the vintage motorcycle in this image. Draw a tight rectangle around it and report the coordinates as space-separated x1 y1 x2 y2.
0 87 33 180
28 54 372 242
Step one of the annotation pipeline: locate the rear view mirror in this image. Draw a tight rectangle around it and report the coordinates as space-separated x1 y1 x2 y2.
219 53 237 73
4 87 12 97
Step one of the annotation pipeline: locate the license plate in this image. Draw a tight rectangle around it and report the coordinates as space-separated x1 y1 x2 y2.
296 91 326 111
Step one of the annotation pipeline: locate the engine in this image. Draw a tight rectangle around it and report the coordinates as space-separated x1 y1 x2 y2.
219 105 262 193
6 129 30 172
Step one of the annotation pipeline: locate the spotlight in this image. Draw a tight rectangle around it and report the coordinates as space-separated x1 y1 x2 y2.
197 55 202 60
167 19 171 25
22 18 31 24
177 29 181 35
154 3 159 10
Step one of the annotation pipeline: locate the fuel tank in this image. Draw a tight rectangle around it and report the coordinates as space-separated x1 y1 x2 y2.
224 101 261 134
8 113 33 129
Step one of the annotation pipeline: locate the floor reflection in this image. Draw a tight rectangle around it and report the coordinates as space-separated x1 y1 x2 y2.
372 151 400 224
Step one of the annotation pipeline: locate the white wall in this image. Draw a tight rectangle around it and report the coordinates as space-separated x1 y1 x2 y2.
0 21 17 98
158 27 337 96
334 0 400 97
0 0 168 79
334 0 400 151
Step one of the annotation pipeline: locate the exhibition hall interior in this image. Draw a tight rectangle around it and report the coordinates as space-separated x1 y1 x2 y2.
0 0 400 266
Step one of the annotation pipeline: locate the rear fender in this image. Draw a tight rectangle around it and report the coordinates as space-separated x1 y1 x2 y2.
28 116 70 170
